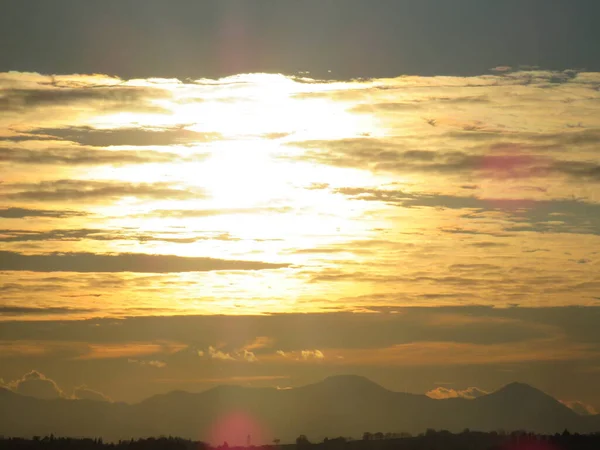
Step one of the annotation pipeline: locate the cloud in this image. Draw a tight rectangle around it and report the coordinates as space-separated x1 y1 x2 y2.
72 385 112 402
325 337 600 367
242 350 258 362
426 386 489 400
261 349 325 362
243 336 274 351
0 179 204 202
491 66 513 73
551 160 600 182
1 306 599 369
0 251 289 273
0 207 87 219
288 138 563 180
288 129 600 184
154 376 289 384
0 146 183 166
351 102 423 113
199 345 259 362
2 371 111 402
128 359 167 369
0 306 96 316
0 340 185 360
9 370 65 400
207 346 235 361
77 342 185 360
560 400 598 416
26 126 222 147
149 206 293 218
301 349 325 360
0 228 239 244
333 187 600 236
0 86 168 114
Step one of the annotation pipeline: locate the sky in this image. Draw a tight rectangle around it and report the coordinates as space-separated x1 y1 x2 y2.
1 0 600 416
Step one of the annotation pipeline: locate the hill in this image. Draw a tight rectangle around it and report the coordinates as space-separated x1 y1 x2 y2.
0 376 598 444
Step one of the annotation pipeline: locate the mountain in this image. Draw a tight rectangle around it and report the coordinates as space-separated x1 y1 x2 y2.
0 376 598 444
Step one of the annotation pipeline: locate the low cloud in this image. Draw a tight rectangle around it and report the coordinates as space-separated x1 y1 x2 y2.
128 359 167 369
0 251 289 273
426 386 489 400
301 349 325 360
6 370 65 400
243 336 274 351
274 349 325 360
72 385 112 402
76 342 186 360
560 400 598 416
1 370 111 402
242 350 258 362
207 346 235 361
200 346 259 362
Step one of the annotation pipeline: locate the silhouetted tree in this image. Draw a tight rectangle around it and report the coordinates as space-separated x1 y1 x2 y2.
296 435 310 447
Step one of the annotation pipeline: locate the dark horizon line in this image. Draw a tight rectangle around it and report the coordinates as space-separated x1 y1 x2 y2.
0 65 590 82
2 428 599 447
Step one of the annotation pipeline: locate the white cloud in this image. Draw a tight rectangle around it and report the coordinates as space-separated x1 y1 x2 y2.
2 370 112 402
560 400 598 416
426 386 489 400
301 349 325 360
127 359 167 368
242 349 258 362
208 345 235 361
199 346 259 362
9 370 65 400
276 350 287 357
72 385 112 402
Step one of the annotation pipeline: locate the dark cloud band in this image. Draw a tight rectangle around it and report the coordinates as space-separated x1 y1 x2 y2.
0 251 289 273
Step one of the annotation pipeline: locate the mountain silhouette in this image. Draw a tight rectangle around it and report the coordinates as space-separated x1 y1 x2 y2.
0 376 598 444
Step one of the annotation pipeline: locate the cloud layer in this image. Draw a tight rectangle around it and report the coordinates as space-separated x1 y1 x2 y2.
1 69 600 411
0 251 288 273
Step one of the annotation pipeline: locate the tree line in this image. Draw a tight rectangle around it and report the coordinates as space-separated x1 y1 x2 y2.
2 429 600 450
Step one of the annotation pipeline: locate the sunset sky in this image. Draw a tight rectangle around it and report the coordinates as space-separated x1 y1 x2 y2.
1 1 599 415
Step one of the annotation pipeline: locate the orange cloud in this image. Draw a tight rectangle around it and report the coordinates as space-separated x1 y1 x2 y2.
75 341 187 360
152 375 289 384
243 336 274 351
262 337 599 366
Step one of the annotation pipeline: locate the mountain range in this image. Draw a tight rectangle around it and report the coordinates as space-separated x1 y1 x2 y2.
1 375 599 444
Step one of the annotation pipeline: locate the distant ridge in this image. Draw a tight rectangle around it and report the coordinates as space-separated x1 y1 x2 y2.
0 376 598 444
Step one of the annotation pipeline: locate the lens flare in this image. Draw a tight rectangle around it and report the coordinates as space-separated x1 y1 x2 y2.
208 410 268 447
